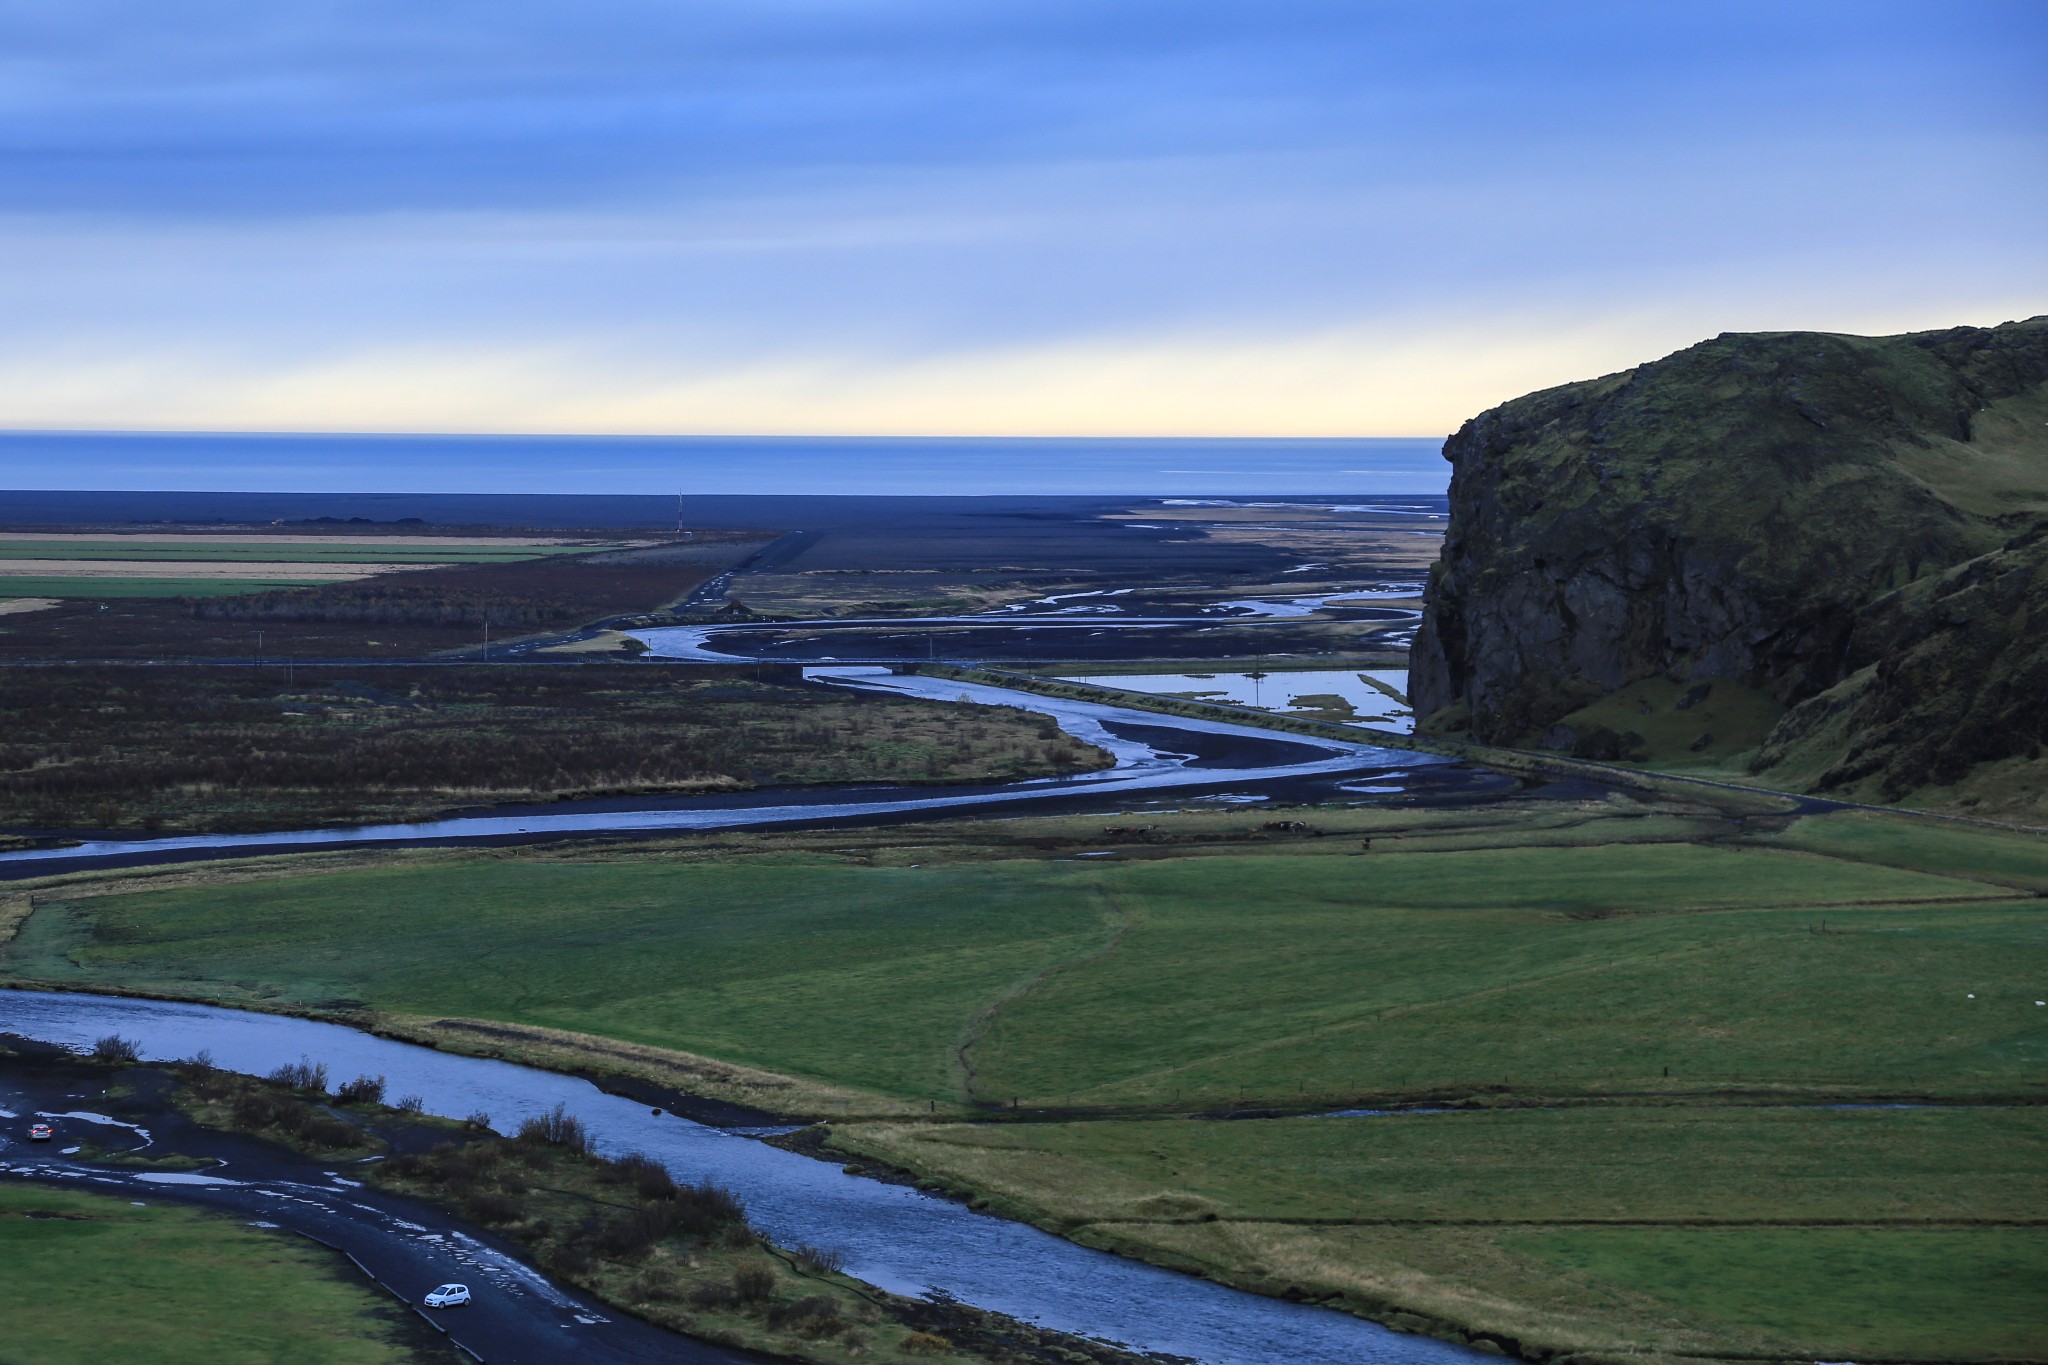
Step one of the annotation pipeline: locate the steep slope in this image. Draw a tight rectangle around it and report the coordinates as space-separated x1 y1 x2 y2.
1751 525 2048 815
1411 316 2048 813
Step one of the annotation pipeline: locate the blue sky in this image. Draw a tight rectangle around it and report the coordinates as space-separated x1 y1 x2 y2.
0 0 2041 442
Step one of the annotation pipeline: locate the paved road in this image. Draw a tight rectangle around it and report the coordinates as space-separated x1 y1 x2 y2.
0 1064 757 1365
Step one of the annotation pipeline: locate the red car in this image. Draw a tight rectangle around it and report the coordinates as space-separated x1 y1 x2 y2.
27 1122 54 1142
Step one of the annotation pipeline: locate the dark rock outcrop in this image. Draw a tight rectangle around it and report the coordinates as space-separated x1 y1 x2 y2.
1753 524 2048 802
1412 316 2048 808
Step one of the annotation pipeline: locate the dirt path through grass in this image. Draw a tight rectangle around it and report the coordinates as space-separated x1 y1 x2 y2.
953 886 1135 1106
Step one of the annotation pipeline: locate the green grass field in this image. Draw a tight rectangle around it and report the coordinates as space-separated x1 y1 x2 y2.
0 539 629 600
0 540 613 563
11 830 2029 1107
0 1184 450 1364
0 576 336 597
831 1106 2048 1359
7 802 2045 1361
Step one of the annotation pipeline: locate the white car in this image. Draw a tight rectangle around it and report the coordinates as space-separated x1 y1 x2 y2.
423 1284 471 1309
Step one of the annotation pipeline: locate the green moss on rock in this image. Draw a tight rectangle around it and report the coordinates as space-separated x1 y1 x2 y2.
1413 316 2048 813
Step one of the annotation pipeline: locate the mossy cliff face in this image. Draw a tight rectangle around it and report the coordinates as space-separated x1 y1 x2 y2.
1752 525 2047 807
1412 317 2048 807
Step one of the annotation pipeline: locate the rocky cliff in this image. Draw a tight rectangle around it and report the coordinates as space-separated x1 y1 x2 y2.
1411 316 2048 813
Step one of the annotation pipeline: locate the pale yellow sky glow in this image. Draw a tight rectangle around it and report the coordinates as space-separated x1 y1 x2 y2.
0 294 2035 439
1 5 2041 453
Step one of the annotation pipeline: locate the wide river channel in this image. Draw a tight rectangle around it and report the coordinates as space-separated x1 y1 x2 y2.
0 622 1485 1361
0 667 1483 879
0 988 1475 1365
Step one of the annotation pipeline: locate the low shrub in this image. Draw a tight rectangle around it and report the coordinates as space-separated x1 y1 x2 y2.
334 1074 386 1105
794 1243 849 1275
463 1191 524 1225
394 1093 426 1114
515 1102 591 1154
688 1282 739 1310
767 1294 845 1337
901 1332 953 1356
610 1152 678 1201
223 1083 363 1151
732 1259 777 1305
304 1115 361 1149
678 1180 746 1232
89 1034 141 1064
383 1151 429 1180
268 1057 329 1093
631 1268 682 1303
542 1241 595 1277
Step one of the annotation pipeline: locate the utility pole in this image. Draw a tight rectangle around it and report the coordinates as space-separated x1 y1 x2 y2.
255 629 264 679
482 618 490 662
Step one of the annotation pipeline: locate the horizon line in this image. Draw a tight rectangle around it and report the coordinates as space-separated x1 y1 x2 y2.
0 427 1448 444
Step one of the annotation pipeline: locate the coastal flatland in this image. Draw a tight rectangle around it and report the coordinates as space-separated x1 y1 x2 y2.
6 798 2045 1361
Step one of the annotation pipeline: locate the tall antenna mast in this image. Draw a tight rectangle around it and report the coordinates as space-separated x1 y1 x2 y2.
675 490 685 537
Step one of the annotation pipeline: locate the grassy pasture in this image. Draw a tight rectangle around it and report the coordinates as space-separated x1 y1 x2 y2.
0 536 624 600
6 815 2035 1108
1761 808 2048 891
0 575 330 597
4 856 1112 1103
0 1184 449 1364
0 531 767 656
964 848 2032 1107
0 539 608 563
828 1106 2048 1359
6 803 2044 1361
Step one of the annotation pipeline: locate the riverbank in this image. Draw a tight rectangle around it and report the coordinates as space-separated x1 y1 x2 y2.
0 1045 1169 1365
810 1104 2048 1364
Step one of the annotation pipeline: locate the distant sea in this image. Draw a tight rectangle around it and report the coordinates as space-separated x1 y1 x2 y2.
0 431 1445 499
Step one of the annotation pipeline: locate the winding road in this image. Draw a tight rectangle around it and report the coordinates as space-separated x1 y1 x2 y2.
0 1062 753 1365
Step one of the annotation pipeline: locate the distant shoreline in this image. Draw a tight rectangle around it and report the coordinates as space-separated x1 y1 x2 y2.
0 488 1448 530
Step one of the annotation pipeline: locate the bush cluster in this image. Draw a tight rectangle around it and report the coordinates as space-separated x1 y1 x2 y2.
794 1243 849 1274
228 1087 363 1151
514 1102 591 1154
381 1123 750 1276
267 1057 330 1092
334 1073 386 1104
88 1034 141 1064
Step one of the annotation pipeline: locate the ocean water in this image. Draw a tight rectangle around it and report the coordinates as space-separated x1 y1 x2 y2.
0 430 1445 498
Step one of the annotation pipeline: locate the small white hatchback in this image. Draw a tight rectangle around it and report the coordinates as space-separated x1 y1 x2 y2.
423 1284 471 1308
